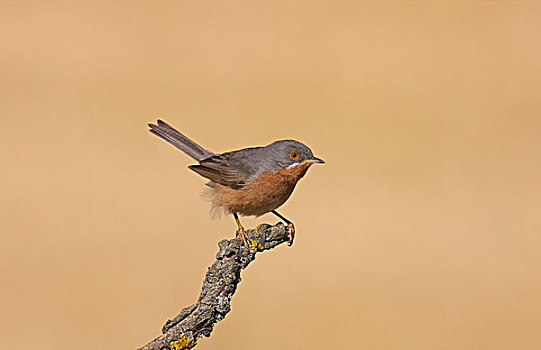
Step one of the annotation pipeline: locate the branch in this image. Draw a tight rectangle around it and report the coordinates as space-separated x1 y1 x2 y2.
138 223 290 350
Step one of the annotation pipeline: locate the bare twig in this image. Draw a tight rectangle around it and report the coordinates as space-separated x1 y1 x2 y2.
138 223 290 350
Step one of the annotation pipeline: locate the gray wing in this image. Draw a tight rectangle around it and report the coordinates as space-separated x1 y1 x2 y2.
188 148 266 189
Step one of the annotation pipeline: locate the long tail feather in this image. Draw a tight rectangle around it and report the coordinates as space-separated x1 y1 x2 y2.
148 119 215 161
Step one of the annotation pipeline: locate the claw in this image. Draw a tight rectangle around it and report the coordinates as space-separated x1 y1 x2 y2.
236 227 250 248
286 223 295 246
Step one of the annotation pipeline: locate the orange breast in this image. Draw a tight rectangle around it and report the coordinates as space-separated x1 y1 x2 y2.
209 162 312 216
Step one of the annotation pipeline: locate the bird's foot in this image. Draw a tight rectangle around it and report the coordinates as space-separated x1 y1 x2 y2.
236 227 251 249
286 223 295 246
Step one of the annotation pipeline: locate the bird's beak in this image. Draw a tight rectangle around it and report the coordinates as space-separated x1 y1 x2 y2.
304 157 325 164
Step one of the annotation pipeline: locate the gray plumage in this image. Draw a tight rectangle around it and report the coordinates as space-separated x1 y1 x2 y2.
148 120 324 189
148 120 215 161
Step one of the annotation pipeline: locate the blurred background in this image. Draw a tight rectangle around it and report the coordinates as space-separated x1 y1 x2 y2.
1 1 540 349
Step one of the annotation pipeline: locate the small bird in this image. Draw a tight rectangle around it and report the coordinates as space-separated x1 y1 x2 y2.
148 119 324 247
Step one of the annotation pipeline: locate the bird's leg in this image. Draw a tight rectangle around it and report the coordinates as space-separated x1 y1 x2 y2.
271 210 295 246
233 213 250 248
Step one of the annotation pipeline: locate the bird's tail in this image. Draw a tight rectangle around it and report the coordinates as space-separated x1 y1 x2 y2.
148 119 215 161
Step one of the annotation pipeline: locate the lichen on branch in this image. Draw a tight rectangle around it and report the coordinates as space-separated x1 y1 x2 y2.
138 223 291 350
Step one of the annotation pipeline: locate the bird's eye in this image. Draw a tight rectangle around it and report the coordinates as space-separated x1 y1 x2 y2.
289 151 299 160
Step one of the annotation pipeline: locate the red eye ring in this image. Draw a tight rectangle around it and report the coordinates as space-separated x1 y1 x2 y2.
289 151 299 160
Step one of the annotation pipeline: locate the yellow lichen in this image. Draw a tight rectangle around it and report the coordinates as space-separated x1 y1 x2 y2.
247 238 264 251
170 335 197 350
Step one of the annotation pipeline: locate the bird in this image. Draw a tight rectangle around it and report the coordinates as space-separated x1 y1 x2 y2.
148 119 324 247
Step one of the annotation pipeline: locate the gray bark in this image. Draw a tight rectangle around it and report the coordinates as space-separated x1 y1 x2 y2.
138 223 290 350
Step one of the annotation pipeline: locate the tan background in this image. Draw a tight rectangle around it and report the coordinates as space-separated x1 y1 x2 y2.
1 1 540 349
